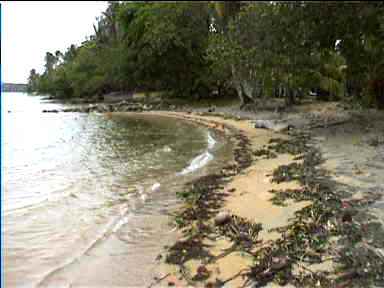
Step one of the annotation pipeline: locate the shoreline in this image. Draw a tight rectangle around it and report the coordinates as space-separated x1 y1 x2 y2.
144 111 259 287
137 111 384 287
12 99 384 287
34 110 244 288
146 111 308 287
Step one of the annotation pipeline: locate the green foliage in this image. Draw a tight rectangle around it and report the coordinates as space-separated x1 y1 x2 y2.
27 69 39 93
119 2 210 96
204 33 235 96
27 2 384 108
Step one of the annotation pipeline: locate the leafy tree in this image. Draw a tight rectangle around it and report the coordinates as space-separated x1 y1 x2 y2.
63 44 78 62
27 69 39 93
44 52 58 74
118 2 210 97
27 1 384 109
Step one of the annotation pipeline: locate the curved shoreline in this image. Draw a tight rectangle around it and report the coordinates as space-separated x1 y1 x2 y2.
139 111 308 287
139 111 384 288
119 111 259 287
33 110 384 287
36 111 242 288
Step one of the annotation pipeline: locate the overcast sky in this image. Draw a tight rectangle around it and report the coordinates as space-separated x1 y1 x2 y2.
1 1 109 84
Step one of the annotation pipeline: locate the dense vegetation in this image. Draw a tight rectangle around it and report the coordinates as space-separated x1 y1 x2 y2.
27 1 384 109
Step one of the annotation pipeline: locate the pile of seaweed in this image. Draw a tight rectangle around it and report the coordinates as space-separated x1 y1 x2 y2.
250 130 384 287
158 121 384 288
160 128 261 286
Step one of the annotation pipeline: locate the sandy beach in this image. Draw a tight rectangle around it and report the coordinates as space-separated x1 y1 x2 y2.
141 109 384 288
141 111 312 287
30 107 384 287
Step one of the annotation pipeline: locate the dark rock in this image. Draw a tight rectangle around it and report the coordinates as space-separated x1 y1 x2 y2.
214 211 231 226
42 109 59 113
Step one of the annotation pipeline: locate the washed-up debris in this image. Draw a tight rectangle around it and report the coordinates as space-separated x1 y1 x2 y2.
163 129 258 285
267 135 311 155
164 117 384 287
217 215 262 249
42 101 156 114
253 148 278 159
251 119 293 132
247 129 384 287
214 211 232 226
192 265 211 281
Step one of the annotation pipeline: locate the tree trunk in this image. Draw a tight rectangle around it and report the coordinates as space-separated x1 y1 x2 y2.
231 64 256 110
285 88 295 106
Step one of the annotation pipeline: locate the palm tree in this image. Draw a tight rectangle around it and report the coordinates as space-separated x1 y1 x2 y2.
93 1 122 45
44 52 58 74
55 50 63 66
63 44 77 62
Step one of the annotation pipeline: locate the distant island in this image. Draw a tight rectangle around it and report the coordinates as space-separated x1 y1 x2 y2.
2 83 28 92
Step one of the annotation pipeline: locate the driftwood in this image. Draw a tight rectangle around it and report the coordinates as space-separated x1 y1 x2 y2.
307 119 349 129
251 120 292 132
251 117 349 132
147 273 170 288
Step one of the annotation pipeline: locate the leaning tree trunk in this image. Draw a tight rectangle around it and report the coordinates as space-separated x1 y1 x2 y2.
231 64 256 110
285 87 296 107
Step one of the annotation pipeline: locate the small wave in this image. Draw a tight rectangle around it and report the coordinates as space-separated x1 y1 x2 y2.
112 212 132 233
37 202 131 286
207 131 216 150
177 151 214 176
176 131 216 176
151 182 161 191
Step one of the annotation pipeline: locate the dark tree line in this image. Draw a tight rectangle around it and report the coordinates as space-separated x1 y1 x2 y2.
28 1 384 108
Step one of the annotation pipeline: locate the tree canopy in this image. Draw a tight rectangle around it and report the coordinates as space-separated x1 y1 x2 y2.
28 1 384 108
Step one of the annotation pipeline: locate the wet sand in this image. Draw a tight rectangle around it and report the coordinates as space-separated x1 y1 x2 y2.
35 111 234 288
146 108 384 288
143 111 312 287
35 106 384 287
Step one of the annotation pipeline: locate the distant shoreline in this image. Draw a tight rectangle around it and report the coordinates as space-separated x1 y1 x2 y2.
2 83 28 93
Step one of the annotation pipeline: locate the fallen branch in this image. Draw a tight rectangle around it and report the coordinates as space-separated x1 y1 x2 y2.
307 119 349 130
147 273 170 288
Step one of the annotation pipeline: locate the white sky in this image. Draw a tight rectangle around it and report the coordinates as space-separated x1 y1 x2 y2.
1 1 109 84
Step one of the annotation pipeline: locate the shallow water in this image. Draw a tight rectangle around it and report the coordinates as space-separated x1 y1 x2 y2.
2 93 233 287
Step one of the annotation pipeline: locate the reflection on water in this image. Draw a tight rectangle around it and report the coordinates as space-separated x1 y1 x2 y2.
2 93 233 287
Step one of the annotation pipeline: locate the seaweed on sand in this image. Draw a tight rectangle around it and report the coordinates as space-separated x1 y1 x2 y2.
247 130 384 287
267 132 312 156
270 148 324 184
253 148 278 159
162 130 258 285
216 215 263 250
163 121 384 287
233 133 253 170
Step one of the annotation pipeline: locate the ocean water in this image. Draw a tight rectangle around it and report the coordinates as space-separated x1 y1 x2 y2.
2 92 232 287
